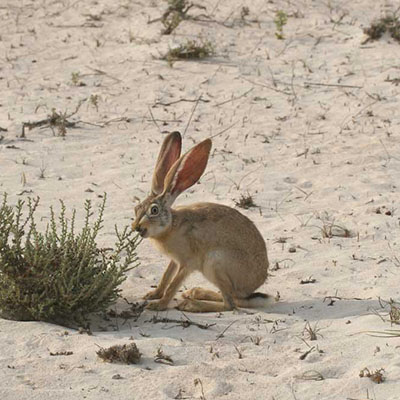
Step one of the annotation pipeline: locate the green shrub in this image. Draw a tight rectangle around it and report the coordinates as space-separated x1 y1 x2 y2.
0 194 140 327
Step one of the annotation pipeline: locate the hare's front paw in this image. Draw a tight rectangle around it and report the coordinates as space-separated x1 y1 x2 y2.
143 289 163 300
145 300 168 311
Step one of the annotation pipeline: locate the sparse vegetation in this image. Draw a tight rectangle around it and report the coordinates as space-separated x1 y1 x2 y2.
89 94 100 111
48 108 70 136
39 162 46 179
274 10 288 40
250 336 262 345
315 213 354 238
389 300 400 324
303 321 322 341
71 71 85 86
0 194 140 327
240 6 250 21
159 0 206 35
97 343 141 364
163 39 214 66
363 14 400 43
234 193 257 209
376 298 400 325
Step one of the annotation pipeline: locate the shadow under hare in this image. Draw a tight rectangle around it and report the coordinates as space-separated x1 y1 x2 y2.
132 132 269 312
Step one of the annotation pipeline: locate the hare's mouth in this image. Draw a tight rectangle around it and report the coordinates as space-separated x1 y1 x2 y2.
137 227 148 238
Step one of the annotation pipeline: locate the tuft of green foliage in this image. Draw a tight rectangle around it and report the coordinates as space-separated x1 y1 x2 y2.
71 71 80 86
363 15 400 43
0 194 140 327
274 10 288 40
163 39 214 67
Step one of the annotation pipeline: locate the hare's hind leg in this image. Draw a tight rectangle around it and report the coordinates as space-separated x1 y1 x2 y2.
177 292 235 313
182 287 223 302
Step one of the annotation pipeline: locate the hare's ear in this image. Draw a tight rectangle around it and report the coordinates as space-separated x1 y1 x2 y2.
151 131 182 195
163 138 212 204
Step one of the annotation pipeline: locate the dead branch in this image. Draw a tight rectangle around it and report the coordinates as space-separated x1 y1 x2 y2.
304 82 363 89
146 315 215 330
153 97 210 107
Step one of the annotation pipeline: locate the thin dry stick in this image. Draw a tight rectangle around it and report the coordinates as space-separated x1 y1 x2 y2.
216 320 238 340
210 120 240 139
228 165 264 191
290 61 298 103
183 94 202 137
240 76 292 95
299 346 315 360
215 87 254 106
148 106 160 132
363 330 400 338
85 66 122 83
324 295 372 302
154 98 210 107
304 81 363 89
380 138 400 162
339 99 380 133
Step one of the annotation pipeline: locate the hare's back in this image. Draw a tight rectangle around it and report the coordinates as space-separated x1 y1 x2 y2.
175 202 266 253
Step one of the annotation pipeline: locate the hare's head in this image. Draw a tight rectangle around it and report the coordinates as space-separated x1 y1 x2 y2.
132 132 211 238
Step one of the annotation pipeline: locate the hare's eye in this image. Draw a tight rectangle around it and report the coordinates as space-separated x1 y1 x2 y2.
149 204 159 216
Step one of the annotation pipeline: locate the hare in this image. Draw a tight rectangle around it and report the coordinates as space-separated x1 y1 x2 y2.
132 131 269 312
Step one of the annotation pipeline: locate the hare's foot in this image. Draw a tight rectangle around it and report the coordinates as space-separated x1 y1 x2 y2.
143 288 163 300
176 299 234 313
182 287 223 302
145 299 168 311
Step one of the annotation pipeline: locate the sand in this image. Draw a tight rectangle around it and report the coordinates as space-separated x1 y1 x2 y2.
1 0 400 399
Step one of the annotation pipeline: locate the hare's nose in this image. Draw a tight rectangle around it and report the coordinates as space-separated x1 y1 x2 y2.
134 224 147 238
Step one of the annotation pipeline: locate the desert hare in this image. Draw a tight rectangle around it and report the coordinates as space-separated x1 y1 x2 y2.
132 132 269 312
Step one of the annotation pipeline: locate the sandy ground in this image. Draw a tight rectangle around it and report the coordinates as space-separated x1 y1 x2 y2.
1 0 400 399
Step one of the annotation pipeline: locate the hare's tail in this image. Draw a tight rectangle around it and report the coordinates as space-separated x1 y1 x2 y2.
236 292 272 308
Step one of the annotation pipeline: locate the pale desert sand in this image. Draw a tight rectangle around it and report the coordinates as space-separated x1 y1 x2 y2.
1 0 400 399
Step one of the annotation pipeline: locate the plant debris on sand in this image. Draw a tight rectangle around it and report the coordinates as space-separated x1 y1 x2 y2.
154 347 174 365
359 367 385 384
21 101 84 138
97 343 141 364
